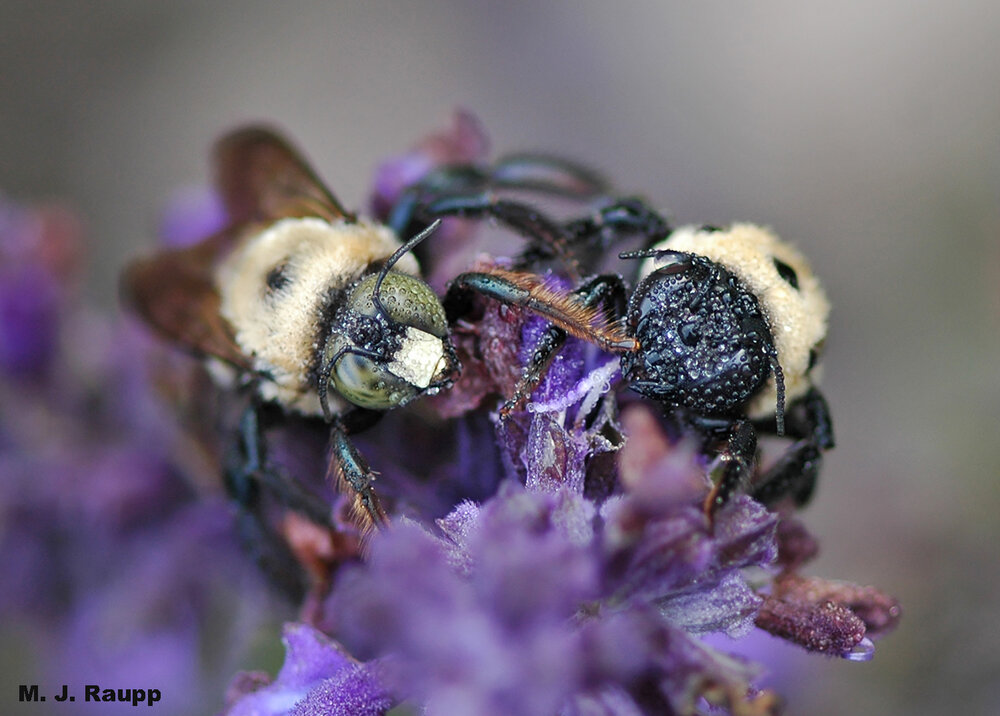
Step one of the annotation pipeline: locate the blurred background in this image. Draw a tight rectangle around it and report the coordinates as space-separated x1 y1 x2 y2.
1 1 998 714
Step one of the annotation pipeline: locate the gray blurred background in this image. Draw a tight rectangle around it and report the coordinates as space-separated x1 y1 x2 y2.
2 1 998 713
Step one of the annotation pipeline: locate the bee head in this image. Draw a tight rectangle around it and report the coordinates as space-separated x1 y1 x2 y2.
318 222 459 415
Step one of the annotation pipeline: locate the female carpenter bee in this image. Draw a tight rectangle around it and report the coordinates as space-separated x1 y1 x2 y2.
448 212 834 516
122 127 461 533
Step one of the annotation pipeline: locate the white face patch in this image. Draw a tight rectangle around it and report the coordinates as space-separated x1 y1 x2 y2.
388 328 447 390
215 217 419 416
642 224 830 416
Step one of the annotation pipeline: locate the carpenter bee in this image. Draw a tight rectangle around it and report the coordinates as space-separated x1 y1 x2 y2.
447 208 834 516
122 126 461 537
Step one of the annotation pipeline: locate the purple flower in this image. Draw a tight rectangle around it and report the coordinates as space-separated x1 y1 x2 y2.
308 332 899 715
368 109 489 221
0 262 61 378
158 185 228 248
0 195 81 380
368 110 494 292
329 490 598 716
755 573 902 661
320 376 789 714
325 477 784 715
1 117 896 716
0 195 281 715
223 624 392 716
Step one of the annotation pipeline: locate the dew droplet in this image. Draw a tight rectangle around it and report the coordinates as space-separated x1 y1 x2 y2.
842 638 875 662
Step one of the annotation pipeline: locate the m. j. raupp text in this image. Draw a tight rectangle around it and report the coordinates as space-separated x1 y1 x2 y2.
19 684 162 706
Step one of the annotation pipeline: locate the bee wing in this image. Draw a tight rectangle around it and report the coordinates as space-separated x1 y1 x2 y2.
214 126 354 225
121 228 253 370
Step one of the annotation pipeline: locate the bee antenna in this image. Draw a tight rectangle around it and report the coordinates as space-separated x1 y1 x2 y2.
768 351 786 436
619 247 684 261
372 219 442 321
317 351 340 422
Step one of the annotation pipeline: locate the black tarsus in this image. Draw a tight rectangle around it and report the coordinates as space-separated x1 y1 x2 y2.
751 388 834 507
701 417 758 517
328 420 388 528
224 402 334 601
496 273 629 415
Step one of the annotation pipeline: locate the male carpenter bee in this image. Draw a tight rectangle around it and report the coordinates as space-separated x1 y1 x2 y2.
448 211 834 516
122 127 461 534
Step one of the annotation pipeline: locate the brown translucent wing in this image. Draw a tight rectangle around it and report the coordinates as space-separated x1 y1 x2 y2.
214 125 354 225
121 228 252 370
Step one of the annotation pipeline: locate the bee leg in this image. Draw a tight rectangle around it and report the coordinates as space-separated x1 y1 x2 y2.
489 153 609 197
564 196 672 253
751 388 834 507
387 154 608 237
233 404 336 525
499 273 629 415
751 441 823 508
421 194 583 276
386 165 491 237
449 268 635 353
701 418 758 518
500 325 567 416
328 421 389 532
224 404 316 601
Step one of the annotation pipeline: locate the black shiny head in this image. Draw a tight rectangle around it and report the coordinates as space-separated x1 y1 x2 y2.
620 250 783 420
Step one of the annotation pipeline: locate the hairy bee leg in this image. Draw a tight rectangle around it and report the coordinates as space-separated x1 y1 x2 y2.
328 423 389 531
702 418 758 518
752 388 834 507
500 273 629 415
450 268 636 353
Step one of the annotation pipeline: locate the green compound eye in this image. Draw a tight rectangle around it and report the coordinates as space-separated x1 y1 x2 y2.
329 346 421 410
347 272 448 338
